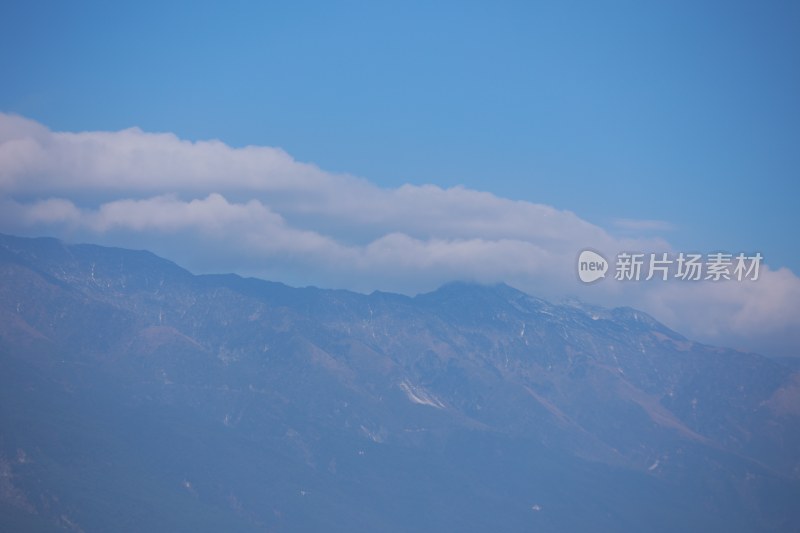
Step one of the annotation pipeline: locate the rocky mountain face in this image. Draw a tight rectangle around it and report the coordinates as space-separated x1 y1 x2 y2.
1 233 799 532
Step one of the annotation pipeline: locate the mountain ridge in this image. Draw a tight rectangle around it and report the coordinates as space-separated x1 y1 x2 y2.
1 233 799 532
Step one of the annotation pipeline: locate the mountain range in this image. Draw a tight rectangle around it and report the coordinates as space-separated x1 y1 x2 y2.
1 233 798 532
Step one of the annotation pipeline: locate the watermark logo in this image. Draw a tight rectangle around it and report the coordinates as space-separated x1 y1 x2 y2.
577 250 763 284
577 249 609 283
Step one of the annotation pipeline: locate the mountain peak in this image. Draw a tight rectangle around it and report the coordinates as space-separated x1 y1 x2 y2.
1 233 797 532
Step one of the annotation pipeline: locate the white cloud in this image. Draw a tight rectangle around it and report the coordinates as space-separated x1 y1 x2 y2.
613 218 676 232
641 266 800 354
0 112 797 357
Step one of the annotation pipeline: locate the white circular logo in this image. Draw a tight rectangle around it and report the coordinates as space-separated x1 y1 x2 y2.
577 250 608 283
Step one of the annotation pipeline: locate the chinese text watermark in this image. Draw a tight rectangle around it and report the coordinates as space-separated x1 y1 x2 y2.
577 250 762 284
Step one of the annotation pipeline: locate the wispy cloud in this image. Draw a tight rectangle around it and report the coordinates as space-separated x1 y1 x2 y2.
1 112 798 357
613 218 676 232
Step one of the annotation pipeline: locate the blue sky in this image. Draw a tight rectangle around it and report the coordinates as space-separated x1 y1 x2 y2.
1 1 800 355
3 0 799 269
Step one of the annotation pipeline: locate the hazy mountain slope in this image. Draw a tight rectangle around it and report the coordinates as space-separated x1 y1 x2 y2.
1 234 799 532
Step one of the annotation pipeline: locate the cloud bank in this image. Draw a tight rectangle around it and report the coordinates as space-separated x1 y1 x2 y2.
1 112 798 357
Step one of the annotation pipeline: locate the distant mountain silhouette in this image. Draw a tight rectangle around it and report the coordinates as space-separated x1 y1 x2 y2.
1 233 798 532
